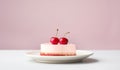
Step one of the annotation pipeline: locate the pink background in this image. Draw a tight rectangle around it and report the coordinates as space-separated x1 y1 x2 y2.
0 0 120 50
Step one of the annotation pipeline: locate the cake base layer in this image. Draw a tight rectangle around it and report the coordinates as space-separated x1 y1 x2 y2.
40 52 76 56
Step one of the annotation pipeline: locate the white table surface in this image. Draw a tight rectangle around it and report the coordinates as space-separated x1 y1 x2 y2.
0 50 120 70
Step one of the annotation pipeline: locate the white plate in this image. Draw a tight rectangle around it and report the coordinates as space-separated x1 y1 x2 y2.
26 50 94 63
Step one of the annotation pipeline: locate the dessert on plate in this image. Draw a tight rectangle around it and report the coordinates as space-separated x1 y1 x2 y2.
40 29 76 56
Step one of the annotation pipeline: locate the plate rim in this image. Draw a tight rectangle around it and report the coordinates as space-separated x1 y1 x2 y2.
26 50 94 57
26 50 94 63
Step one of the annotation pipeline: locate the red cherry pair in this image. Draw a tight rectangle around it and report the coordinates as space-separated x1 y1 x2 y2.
50 37 68 45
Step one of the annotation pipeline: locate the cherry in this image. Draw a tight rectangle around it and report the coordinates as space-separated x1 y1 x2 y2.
50 28 70 45
59 37 68 44
50 37 59 44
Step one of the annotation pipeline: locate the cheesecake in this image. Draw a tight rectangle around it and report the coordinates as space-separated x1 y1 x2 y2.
40 43 76 56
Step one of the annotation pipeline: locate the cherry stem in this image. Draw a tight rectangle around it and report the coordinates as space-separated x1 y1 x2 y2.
64 32 70 36
55 28 59 36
